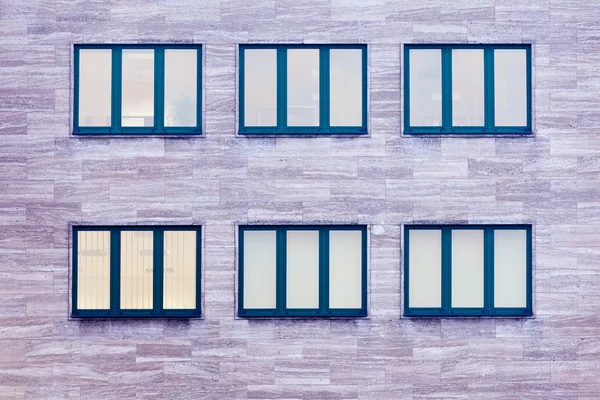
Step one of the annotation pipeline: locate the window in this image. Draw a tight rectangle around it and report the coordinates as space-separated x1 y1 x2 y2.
74 45 202 135
72 226 201 318
238 225 367 317
404 44 531 134
239 44 368 135
404 225 532 317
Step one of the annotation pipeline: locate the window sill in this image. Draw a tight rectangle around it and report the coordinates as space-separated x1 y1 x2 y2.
403 310 533 318
71 312 203 319
73 130 203 137
238 129 368 137
237 310 368 318
403 129 533 137
72 132 204 139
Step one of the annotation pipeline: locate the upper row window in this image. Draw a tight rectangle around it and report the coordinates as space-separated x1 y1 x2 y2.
73 44 531 136
239 44 368 135
74 45 202 135
404 44 532 134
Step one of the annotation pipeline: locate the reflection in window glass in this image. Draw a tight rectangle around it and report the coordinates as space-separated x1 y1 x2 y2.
120 231 153 309
77 231 111 310
79 50 112 127
287 49 320 127
495 49 527 127
451 230 484 308
409 49 442 127
329 230 362 309
494 230 528 308
408 230 442 308
452 49 484 127
164 49 197 127
164 231 197 309
244 49 277 127
122 49 154 127
286 231 320 309
243 230 277 309
330 49 362 127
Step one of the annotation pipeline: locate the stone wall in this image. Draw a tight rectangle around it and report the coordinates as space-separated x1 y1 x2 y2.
0 0 599 398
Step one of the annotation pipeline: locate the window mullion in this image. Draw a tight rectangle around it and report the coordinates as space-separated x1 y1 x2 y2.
276 228 286 313
319 47 330 130
154 48 165 131
526 46 533 131
153 229 164 315
484 47 495 130
484 227 494 311
319 228 330 315
278 48 287 130
526 227 532 312
196 228 202 315
112 48 122 132
72 229 79 315
196 49 203 132
110 229 121 315
441 227 452 312
73 49 80 130
441 48 452 132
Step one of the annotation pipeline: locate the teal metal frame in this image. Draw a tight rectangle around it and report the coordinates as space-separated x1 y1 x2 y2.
238 44 368 135
72 226 202 318
73 44 202 135
403 44 532 135
403 224 533 317
238 225 368 317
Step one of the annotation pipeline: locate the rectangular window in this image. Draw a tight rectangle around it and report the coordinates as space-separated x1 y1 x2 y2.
239 44 368 135
74 45 202 135
238 225 367 317
72 226 201 318
404 225 532 317
404 44 531 134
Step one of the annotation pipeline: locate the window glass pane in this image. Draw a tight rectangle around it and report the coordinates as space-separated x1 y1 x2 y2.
244 49 277 127
329 230 362 309
164 49 197 127
451 230 484 308
408 230 442 308
494 230 528 308
120 231 153 309
77 231 110 310
330 49 362 127
286 230 320 309
452 49 484 127
164 231 196 310
78 49 112 127
287 49 320 127
409 49 442 127
495 49 527 127
122 49 154 127
243 230 277 309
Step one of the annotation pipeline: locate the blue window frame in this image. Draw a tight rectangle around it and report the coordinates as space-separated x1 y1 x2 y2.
404 44 532 135
239 44 368 135
73 44 202 135
72 226 201 318
238 225 367 317
404 225 532 317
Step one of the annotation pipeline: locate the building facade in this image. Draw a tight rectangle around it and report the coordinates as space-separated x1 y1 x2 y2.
1 0 599 398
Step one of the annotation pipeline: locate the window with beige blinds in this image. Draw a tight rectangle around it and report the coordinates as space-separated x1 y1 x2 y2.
72 226 201 318
163 231 197 310
77 231 111 310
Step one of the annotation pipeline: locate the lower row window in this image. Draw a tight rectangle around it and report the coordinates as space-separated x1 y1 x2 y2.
72 226 201 318
72 224 532 319
238 225 367 317
404 225 532 316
